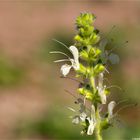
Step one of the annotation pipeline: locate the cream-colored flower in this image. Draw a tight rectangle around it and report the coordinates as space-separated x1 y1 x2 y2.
50 46 79 77
97 73 106 104
87 105 96 135
108 101 116 119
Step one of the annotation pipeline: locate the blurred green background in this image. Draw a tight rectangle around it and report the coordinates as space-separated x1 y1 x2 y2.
0 0 139 140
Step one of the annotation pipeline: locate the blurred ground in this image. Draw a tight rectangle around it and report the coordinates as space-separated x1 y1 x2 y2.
0 0 139 139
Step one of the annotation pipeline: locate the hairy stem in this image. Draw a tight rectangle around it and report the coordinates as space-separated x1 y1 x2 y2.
95 107 102 140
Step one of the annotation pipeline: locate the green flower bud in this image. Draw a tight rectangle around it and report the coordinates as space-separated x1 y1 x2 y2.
76 13 95 28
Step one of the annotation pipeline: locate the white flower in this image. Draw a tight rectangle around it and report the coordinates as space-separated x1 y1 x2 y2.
80 112 87 122
108 101 116 119
50 46 79 77
60 64 72 77
97 73 106 104
72 115 80 124
87 105 96 135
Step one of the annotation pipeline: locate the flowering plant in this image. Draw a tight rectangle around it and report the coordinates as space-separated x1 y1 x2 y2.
50 13 123 140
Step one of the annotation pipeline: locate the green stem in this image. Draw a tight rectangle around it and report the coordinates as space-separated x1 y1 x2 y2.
90 76 95 89
95 107 103 140
96 128 102 140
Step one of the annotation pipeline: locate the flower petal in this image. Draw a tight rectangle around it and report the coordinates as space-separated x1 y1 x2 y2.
91 105 96 119
60 64 72 76
98 87 106 104
69 46 79 62
108 101 116 118
100 91 106 104
72 115 80 124
98 73 103 87
80 112 87 122
69 46 79 70
87 105 96 135
98 73 106 104
87 118 96 135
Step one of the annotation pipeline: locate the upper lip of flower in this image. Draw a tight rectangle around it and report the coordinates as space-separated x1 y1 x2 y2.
108 101 116 119
87 105 96 135
97 73 106 104
50 45 79 76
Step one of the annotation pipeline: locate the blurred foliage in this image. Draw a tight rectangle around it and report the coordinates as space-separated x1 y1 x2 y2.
14 107 94 140
13 106 140 140
0 55 24 87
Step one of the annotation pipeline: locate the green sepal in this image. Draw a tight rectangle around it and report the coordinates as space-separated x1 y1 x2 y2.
76 63 86 75
88 47 101 62
80 50 88 61
74 35 83 45
80 121 87 127
104 89 110 95
76 64 90 78
79 26 94 37
85 91 94 100
93 64 105 76
77 87 86 96
74 35 88 47
89 33 100 45
92 89 101 103
100 119 111 130
77 87 94 101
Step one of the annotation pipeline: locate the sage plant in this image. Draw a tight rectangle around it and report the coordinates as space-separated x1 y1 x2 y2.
50 13 121 140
